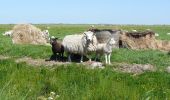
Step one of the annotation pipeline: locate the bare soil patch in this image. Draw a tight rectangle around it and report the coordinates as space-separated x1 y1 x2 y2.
0 55 156 74
113 63 156 75
0 55 10 60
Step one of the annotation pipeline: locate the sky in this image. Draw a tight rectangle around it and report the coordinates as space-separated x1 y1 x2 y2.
0 0 169 24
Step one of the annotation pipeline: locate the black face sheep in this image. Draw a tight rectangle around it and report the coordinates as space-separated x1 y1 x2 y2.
50 37 64 61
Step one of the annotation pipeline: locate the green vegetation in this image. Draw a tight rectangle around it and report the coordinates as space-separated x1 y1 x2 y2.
0 24 170 99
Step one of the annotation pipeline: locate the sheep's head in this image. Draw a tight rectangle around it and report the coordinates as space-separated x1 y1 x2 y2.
108 38 116 45
83 31 95 43
50 36 58 44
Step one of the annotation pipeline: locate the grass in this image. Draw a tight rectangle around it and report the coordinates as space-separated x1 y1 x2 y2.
1 59 170 99
1 24 170 99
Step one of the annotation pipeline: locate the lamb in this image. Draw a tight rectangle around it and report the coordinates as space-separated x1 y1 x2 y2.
95 38 116 64
62 31 97 62
155 33 159 37
50 36 64 61
2 30 13 37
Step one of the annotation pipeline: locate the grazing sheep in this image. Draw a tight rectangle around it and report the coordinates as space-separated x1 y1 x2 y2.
155 33 159 37
95 38 116 64
50 36 64 61
62 31 97 62
2 30 13 37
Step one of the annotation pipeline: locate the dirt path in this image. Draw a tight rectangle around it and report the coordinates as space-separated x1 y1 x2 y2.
0 55 157 74
15 57 70 67
0 55 10 60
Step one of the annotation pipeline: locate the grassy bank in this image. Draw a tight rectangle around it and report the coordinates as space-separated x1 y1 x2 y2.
0 24 170 99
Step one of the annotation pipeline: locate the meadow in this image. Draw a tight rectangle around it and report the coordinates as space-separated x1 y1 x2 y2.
1 24 170 99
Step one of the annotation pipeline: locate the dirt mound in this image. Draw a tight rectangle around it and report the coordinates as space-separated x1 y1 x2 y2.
15 57 104 69
15 57 69 67
12 24 49 45
114 63 156 75
120 30 170 51
0 55 9 60
81 61 104 69
120 30 157 49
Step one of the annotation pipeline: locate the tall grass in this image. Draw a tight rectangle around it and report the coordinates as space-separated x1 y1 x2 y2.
0 59 170 99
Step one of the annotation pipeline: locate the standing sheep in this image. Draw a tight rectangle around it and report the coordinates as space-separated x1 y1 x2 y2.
89 29 120 48
2 30 13 37
95 38 116 64
50 36 64 61
62 31 97 62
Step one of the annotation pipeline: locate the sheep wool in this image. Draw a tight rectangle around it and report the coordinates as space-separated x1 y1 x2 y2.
62 34 97 54
62 33 98 62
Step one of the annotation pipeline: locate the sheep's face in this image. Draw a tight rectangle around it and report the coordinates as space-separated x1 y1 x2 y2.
109 38 116 45
84 31 95 42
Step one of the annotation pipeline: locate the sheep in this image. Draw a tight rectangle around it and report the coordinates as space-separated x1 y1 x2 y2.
155 33 159 37
95 38 116 64
167 33 170 35
50 36 64 61
2 30 13 37
89 29 120 48
62 31 97 62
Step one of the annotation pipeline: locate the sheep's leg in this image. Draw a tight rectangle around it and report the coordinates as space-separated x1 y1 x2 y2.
68 53 71 62
61 52 64 61
80 55 83 63
108 53 111 65
54 53 57 61
105 53 108 64
95 53 99 61
89 58 92 62
59 53 62 61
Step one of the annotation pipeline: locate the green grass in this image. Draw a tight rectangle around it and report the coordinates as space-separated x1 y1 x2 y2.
1 59 170 99
0 60 170 100
1 24 170 99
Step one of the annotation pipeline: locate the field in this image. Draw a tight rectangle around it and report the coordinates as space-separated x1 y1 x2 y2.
1 24 170 99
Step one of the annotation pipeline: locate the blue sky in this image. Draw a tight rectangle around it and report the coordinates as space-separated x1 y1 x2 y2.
0 0 169 24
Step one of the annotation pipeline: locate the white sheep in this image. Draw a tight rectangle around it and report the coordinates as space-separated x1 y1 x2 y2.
155 33 159 37
167 33 170 35
62 31 97 62
2 30 13 37
95 38 116 64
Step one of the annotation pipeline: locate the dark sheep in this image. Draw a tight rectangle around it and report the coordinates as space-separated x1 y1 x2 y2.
50 37 64 61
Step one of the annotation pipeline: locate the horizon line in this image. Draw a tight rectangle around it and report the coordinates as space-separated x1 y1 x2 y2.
0 23 170 26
